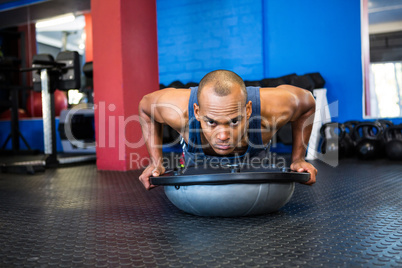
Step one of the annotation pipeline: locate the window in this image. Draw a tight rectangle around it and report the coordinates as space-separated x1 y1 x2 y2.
369 62 402 117
365 0 402 118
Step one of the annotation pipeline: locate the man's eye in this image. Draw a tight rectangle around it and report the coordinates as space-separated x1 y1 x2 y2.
231 119 239 126
207 120 216 126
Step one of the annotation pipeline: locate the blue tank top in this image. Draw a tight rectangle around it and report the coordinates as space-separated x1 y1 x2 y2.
181 86 270 166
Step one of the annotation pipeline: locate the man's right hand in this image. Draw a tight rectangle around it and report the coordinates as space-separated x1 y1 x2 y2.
139 165 166 190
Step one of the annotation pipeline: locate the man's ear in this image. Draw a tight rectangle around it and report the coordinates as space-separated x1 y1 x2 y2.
246 101 252 119
194 103 200 121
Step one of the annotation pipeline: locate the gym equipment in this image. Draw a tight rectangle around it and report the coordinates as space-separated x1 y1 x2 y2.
339 123 355 157
0 57 35 155
26 90 67 117
83 62 93 87
383 124 402 160
30 53 72 166
276 122 292 145
344 120 360 139
30 52 95 165
343 120 361 156
290 74 315 92
306 72 325 88
290 73 326 92
56 51 81 90
260 73 297 87
244 80 261 87
58 107 96 154
168 80 185 88
259 77 283 87
82 61 94 104
162 123 180 145
279 73 298 84
185 82 198 88
151 164 310 217
0 108 29 119
26 91 42 117
1 51 96 174
374 120 393 157
376 119 393 129
353 122 383 160
320 122 341 157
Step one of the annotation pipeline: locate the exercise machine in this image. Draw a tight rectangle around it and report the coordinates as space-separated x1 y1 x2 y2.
1 51 96 174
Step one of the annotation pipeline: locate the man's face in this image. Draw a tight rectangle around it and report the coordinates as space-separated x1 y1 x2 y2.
194 84 252 155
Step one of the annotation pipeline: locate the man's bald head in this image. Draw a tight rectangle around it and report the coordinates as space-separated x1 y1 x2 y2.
197 70 247 105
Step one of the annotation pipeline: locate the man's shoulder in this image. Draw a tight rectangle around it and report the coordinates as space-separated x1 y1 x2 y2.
259 86 298 118
153 88 192 116
259 86 296 101
158 87 192 101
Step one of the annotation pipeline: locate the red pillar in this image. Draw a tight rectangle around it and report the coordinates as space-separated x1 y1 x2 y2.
92 0 159 170
84 13 93 62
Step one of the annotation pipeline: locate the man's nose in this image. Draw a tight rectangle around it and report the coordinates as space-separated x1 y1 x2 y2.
216 128 231 142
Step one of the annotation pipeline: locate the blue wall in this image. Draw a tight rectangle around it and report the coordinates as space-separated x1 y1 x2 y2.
156 0 401 122
263 0 364 122
157 0 264 84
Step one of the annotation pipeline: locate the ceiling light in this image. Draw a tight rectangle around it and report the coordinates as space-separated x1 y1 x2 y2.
36 13 75 28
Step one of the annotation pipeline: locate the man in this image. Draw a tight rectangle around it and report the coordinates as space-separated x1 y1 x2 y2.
139 70 317 190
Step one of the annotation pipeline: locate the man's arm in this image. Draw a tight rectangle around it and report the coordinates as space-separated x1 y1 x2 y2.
138 92 165 190
288 88 315 163
138 88 189 190
282 85 317 185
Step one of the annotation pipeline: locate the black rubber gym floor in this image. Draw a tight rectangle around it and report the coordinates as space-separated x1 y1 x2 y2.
1 159 401 267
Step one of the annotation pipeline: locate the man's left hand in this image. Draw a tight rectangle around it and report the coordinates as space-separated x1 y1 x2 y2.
290 160 317 185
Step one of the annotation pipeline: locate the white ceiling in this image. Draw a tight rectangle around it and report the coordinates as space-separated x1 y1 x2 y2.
36 14 85 54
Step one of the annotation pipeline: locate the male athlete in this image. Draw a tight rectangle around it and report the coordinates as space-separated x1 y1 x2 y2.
139 70 317 190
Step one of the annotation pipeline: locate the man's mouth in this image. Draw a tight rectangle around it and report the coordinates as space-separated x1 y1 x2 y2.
215 144 232 150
